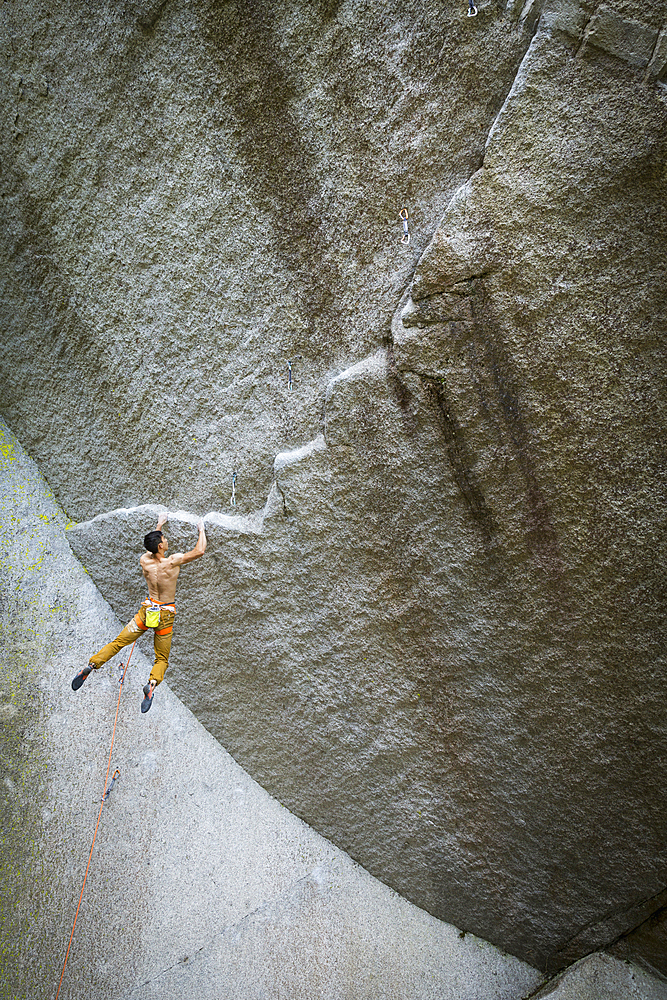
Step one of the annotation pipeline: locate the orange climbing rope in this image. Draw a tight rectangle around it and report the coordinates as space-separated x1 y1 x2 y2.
54 641 137 1000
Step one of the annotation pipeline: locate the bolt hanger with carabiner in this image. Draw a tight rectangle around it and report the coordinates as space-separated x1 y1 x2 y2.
399 207 410 245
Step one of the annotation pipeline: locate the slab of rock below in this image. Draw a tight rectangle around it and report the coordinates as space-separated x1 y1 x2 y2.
529 953 667 1000
0 417 545 998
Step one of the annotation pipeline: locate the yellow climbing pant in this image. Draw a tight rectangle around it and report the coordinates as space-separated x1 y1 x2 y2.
89 600 176 686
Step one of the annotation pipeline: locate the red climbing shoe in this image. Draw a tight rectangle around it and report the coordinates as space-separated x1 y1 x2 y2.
71 664 93 691
141 682 155 714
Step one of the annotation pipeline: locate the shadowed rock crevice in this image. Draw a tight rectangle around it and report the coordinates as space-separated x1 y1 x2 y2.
550 884 667 976
466 284 565 579
394 276 565 580
420 373 497 540
385 342 419 435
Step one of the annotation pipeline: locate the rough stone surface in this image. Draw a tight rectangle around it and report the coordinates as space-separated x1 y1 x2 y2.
0 0 533 520
529 953 667 1000
388 7 667 967
0 419 544 999
583 5 658 66
611 905 667 980
647 27 667 80
2 0 667 978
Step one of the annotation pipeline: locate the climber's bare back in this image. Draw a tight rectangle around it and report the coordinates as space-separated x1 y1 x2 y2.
140 518 207 604
140 552 184 604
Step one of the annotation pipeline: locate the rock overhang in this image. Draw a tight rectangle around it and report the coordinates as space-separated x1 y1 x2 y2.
2 0 667 977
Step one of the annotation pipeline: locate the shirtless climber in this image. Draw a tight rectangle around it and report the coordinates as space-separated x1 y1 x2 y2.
71 513 207 713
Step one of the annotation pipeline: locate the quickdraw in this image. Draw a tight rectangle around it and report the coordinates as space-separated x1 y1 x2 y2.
287 359 293 391
101 768 120 802
467 0 478 15
399 207 410 244
230 472 237 507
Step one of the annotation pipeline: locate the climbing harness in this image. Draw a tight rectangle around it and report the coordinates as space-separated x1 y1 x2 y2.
230 472 237 507
399 207 410 244
467 0 478 15
287 360 293 391
55 642 137 1000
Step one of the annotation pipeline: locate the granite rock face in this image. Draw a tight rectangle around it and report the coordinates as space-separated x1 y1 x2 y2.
611 905 667 980
0 419 544 1000
0 0 531 519
530 953 667 1000
2 0 667 976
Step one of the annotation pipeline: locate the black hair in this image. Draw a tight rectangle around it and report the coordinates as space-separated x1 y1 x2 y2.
144 530 163 554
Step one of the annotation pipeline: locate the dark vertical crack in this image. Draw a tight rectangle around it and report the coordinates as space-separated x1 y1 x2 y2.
386 343 418 436
467 284 565 579
202 0 337 329
421 374 497 541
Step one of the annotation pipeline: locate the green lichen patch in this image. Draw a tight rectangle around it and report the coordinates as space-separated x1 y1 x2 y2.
0 423 62 997
0 624 50 998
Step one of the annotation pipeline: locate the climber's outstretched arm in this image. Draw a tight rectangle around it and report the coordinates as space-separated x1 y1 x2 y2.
173 519 207 566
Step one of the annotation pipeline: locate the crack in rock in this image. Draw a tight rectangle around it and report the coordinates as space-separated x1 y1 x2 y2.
128 865 332 993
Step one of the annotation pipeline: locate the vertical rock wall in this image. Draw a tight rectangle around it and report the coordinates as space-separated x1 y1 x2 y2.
2 0 667 974
0 0 529 517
